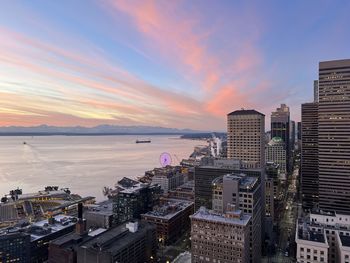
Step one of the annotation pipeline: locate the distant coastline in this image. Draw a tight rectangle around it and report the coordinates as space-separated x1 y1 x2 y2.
0 132 196 136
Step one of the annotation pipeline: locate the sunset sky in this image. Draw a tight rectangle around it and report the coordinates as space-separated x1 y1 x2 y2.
0 0 349 130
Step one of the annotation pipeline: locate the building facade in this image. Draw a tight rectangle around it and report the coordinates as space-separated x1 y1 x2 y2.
318 59 350 214
0 232 31 263
141 199 194 245
271 104 291 172
112 177 161 225
211 173 262 263
227 109 265 169
190 207 251 263
265 137 287 175
301 102 319 210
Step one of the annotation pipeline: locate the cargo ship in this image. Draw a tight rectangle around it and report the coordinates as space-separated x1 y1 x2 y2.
136 139 151 143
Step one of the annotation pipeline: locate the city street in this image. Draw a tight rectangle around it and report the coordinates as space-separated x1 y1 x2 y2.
264 167 300 263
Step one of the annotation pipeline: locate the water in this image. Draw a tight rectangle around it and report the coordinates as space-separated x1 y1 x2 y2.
0 135 202 201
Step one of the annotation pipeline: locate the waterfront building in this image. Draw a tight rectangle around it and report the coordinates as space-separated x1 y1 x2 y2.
76 221 157 263
318 59 350 214
112 177 161 225
190 206 251 263
0 232 31 263
271 104 291 172
227 109 265 169
301 102 319 210
84 200 114 229
265 137 287 175
151 166 184 194
141 198 194 245
211 173 262 263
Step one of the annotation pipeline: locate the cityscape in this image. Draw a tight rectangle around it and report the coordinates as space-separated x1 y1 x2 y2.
1 2 350 263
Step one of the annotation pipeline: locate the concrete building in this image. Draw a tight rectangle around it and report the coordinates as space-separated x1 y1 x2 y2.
227 109 265 169
151 166 184 194
318 59 350 214
291 120 296 152
296 210 350 263
190 206 251 263
141 199 194 245
301 102 319 210
296 220 329 263
166 180 194 201
194 157 264 211
314 80 319 102
76 221 157 263
84 201 114 230
211 173 262 263
265 176 275 221
271 104 291 172
112 177 161 225
266 137 287 175
0 232 31 263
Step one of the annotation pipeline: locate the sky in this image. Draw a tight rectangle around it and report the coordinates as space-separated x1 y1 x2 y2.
0 0 349 131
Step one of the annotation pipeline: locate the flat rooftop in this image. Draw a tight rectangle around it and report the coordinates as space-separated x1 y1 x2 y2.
142 199 193 220
340 235 350 248
297 225 326 243
190 207 251 226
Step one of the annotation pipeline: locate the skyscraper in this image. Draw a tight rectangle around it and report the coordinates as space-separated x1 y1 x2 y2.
271 104 291 172
318 59 350 214
227 109 265 169
314 80 319 102
301 102 318 209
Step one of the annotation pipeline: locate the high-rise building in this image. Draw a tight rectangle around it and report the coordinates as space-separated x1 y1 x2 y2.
314 80 319 102
297 121 302 141
266 137 287 175
271 104 291 172
301 102 319 210
211 173 262 262
227 109 265 169
190 207 251 263
318 59 350 214
291 120 296 152
194 157 264 210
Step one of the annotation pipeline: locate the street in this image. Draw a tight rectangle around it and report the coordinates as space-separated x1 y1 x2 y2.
264 167 300 263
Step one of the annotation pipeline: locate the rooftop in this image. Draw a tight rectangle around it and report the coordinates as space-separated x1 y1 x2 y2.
190 207 251 226
80 221 155 255
142 199 193 220
340 234 350 248
227 109 264 116
212 173 258 191
297 221 326 244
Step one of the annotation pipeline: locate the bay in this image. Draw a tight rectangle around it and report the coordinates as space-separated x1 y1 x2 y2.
0 135 202 201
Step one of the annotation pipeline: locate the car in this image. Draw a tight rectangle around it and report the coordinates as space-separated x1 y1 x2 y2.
284 251 289 257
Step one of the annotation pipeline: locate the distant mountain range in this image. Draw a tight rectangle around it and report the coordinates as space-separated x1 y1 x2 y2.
0 124 208 135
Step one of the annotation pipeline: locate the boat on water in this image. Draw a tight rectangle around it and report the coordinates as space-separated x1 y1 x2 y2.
136 139 151 144
23 142 27 145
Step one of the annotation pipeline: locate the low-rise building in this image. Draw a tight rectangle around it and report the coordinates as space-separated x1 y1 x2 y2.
190 206 251 263
141 198 194 245
296 220 329 263
84 200 113 229
112 177 161 225
76 221 156 263
0 232 31 263
166 181 194 202
151 166 185 194
296 210 350 263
